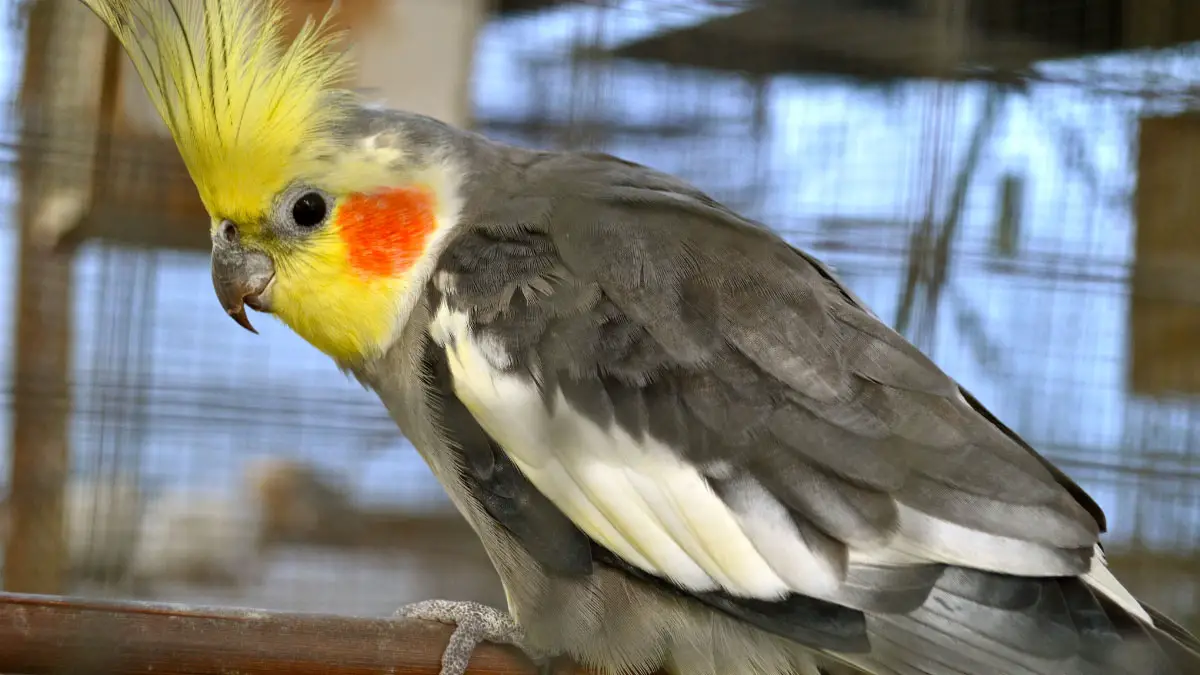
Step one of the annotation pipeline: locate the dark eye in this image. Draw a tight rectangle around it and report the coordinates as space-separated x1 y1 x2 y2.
291 191 328 228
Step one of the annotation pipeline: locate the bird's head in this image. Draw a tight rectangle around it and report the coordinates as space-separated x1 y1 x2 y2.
79 0 458 365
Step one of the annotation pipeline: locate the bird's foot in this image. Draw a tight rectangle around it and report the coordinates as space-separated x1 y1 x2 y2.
394 599 557 675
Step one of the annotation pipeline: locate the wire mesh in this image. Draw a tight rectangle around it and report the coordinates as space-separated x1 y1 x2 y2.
0 0 1196 644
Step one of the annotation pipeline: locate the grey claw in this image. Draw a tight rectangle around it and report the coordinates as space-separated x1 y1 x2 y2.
393 599 551 675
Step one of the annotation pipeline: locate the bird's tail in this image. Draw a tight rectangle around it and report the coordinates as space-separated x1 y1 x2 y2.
821 566 1200 675
1115 599 1200 674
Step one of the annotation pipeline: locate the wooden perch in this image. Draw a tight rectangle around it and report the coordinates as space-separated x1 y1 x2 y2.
0 592 557 675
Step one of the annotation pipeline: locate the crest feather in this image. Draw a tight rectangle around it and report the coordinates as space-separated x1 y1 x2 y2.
79 0 355 221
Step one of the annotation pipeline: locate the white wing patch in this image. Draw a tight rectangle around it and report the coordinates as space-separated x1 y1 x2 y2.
433 305 842 600
431 305 1140 614
889 503 1085 576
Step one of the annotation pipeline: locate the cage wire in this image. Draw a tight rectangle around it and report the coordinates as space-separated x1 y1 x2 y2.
0 0 1197 643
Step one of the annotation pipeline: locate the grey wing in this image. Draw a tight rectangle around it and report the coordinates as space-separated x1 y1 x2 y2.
422 231 871 653
790 245 1112 535
538 154 1097 574
425 151 1191 674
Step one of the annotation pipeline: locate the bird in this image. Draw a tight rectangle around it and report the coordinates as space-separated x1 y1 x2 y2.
126 457 350 593
127 481 267 592
75 1 1200 674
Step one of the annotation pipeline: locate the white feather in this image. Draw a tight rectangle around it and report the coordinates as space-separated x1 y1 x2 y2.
719 476 843 595
433 307 1156 628
1084 544 1152 623
436 307 840 600
887 503 1084 576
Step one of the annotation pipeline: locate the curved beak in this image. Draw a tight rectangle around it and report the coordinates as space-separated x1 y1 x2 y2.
211 223 275 334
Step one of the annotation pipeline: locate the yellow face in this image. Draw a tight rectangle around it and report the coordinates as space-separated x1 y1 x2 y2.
78 0 454 363
210 176 443 364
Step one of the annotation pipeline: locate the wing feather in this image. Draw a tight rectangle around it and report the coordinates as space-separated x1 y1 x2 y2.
424 149 1195 672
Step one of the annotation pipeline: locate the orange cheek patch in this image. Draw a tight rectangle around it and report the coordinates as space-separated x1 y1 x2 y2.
336 186 438 278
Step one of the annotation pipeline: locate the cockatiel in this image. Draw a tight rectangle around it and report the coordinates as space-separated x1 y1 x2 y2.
77 1 1200 674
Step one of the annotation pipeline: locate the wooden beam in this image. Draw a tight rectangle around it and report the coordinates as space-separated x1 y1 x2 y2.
0 592 592 675
600 0 1200 80
4 0 108 595
1129 113 1200 397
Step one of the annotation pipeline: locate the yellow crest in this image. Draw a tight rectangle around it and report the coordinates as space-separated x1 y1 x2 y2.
78 0 355 222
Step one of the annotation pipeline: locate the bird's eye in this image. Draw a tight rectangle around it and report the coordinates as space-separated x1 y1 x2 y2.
290 191 328 228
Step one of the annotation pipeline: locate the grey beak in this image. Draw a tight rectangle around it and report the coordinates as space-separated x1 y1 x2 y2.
211 220 275 334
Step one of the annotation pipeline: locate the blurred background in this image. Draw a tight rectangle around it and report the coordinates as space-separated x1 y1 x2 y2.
0 0 1198 637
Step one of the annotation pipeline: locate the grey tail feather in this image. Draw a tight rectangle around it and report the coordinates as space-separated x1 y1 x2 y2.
1099 595 1200 674
813 579 1200 675
1139 599 1200 657
835 568 1200 675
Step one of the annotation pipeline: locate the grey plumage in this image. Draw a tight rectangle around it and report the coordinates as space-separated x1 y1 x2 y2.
344 109 1199 675
70 0 1195 669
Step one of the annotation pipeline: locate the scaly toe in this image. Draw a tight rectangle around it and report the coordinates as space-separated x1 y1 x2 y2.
393 599 549 675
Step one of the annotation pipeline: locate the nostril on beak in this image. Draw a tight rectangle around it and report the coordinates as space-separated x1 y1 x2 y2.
220 220 239 244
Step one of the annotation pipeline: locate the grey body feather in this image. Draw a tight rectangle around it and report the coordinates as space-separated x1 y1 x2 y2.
348 109 1199 675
